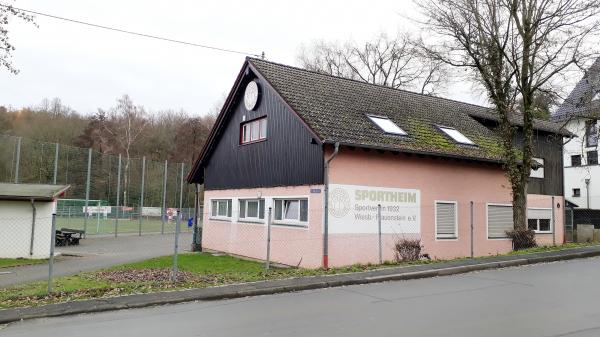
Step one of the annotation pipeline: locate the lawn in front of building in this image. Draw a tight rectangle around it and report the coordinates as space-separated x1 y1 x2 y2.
1 242 597 309
0 258 46 269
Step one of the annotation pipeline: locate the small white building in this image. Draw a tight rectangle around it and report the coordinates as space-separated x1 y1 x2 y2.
0 183 69 259
553 58 600 209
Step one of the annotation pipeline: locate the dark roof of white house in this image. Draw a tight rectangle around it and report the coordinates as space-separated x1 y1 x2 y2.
553 57 600 122
0 183 70 201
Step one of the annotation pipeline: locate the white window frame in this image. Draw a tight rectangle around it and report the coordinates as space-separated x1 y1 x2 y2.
486 203 513 240
435 200 458 240
209 198 232 221
437 125 476 145
272 197 309 227
527 207 553 234
238 198 265 223
367 115 408 136
241 117 267 144
530 157 545 179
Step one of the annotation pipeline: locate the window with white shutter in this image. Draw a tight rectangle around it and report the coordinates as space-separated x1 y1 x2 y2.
435 201 457 239
527 208 552 233
487 204 514 239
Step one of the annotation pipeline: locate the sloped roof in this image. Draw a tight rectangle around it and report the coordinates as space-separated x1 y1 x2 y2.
0 183 70 201
248 58 567 163
554 57 600 122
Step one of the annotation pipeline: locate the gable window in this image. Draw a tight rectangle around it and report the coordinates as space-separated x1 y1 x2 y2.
587 150 598 165
571 155 582 167
487 204 513 239
437 126 476 145
241 117 267 144
239 199 265 221
585 120 598 147
530 157 544 179
573 188 581 197
435 201 457 239
211 199 232 219
274 198 308 225
367 115 407 135
527 208 552 233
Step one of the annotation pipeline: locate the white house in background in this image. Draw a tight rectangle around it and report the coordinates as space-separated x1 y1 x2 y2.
0 183 69 259
553 58 600 210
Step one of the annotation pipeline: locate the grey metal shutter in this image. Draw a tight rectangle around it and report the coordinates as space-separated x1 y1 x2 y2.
436 202 457 238
487 205 513 238
527 208 551 219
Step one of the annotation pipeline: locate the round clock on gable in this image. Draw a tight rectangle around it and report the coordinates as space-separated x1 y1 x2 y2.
244 80 260 111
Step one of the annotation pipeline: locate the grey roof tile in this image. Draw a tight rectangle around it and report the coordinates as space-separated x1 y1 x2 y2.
249 58 567 162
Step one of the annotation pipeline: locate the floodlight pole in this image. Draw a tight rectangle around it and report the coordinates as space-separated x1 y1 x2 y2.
139 156 146 236
83 148 92 235
161 160 168 234
179 163 184 211
53 143 59 185
115 154 122 237
14 137 21 183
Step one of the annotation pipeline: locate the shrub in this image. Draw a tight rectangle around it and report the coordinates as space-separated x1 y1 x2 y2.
394 238 423 262
506 228 537 250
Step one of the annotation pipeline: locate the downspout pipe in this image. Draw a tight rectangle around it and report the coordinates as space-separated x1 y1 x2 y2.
323 142 340 269
29 199 36 256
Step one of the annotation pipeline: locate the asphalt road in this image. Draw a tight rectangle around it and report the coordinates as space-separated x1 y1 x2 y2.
3 256 600 337
0 232 192 287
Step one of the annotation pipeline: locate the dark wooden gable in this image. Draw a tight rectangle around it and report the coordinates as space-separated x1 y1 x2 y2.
198 65 324 190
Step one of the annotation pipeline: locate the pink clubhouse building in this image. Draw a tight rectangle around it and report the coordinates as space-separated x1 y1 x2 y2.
188 58 568 268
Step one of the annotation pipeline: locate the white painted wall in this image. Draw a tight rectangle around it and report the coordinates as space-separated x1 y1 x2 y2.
563 118 600 209
0 200 55 259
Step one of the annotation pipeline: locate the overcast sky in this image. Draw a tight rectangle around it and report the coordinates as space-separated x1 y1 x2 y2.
1 0 488 116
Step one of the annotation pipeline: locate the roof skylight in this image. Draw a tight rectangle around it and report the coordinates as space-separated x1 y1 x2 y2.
438 126 475 145
367 115 407 135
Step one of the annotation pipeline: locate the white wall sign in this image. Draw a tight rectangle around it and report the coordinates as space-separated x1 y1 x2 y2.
328 184 420 234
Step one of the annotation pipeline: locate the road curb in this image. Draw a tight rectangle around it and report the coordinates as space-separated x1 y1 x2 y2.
2 246 600 324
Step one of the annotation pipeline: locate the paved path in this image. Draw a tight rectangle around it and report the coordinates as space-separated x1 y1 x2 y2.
0 233 192 287
4 256 600 337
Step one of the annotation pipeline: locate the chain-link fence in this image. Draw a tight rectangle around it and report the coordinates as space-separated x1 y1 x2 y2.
0 134 198 236
565 207 600 243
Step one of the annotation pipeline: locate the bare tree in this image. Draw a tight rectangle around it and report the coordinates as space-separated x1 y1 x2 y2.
298 32 447 95
102 95 147 207
417 0 600 241
0 1 35 74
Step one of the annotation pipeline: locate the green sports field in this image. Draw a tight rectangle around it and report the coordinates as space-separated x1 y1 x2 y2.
55 216 193 235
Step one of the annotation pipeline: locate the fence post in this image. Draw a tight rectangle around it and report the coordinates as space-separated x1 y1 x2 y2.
53 143 59 185
14 136 21 183
48 213 57 294
96 200 101 234
172 211 180 282
377 204 382 264
266 207 272 270
115 154 122 237
83 148 92 235
552 196 556 246
161 160 168 234
470 201 474 258
139 156 146 236
570 206 575 242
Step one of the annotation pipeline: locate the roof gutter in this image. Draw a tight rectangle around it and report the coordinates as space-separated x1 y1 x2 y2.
322 142 339 269
322 140 505 166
